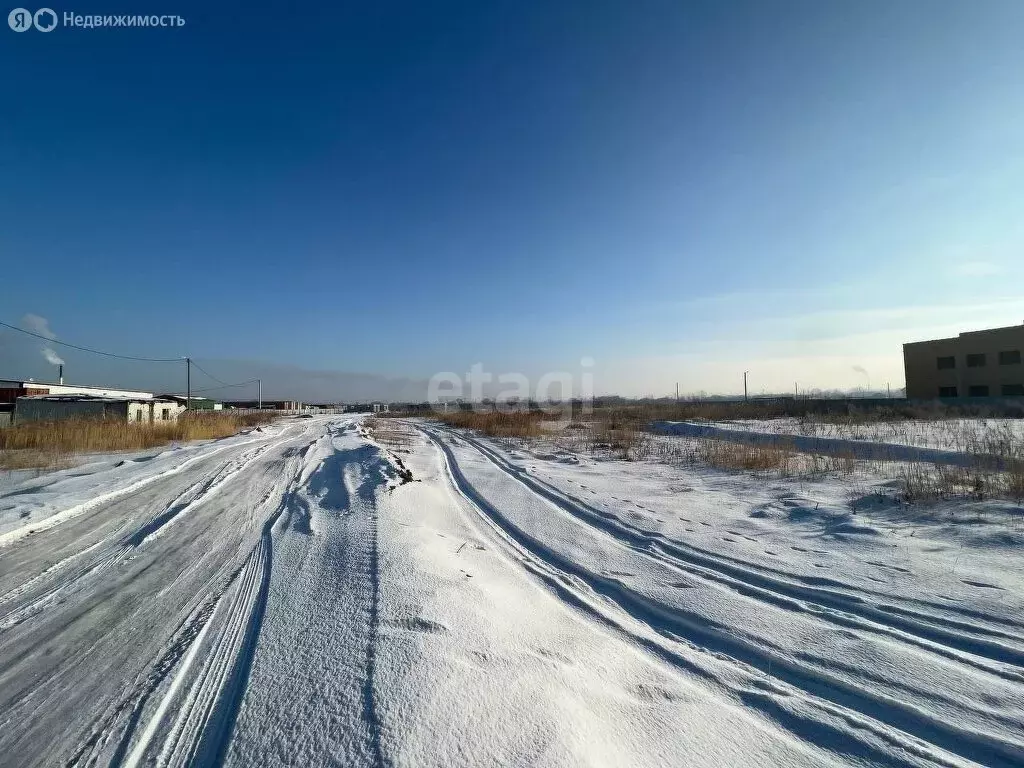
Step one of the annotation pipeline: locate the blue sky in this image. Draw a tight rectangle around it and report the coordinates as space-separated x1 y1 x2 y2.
2 1 1023 399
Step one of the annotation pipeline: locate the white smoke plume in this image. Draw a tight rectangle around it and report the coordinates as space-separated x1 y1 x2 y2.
22 313 65 367
21 313 57 340
42 347 65 366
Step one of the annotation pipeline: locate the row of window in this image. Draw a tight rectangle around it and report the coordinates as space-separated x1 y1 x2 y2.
134 408 174 421
937 350 1021 369
939 384 1024 398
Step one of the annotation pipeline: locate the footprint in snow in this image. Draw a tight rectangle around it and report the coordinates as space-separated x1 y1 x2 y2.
866 561 911 573
962 579 1004 590
395 617 448 634
631 683 678 703
530 646 575 667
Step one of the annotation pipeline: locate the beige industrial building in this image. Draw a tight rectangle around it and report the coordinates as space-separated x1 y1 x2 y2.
904 324 1024 399
14 394 186 424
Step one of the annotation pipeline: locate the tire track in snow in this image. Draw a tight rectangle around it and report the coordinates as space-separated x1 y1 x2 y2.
58 430 326 768
111 444 322 768
421 425 1024 768
495 431 1024 635
121 535 270 768
446 427 1024 675
222 425 388 768
127 439 277 547
0 429 278 550
0 439 283 634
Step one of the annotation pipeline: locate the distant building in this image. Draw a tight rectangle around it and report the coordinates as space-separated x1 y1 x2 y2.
159 395 223 411
904 324 1024 399
14 395 185 423
223 399 303 410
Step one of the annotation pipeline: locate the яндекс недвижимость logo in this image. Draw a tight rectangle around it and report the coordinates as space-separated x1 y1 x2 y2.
8 7 56 31
8 8 183 30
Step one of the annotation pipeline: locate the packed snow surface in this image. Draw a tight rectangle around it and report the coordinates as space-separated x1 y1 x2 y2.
0 415 1021 767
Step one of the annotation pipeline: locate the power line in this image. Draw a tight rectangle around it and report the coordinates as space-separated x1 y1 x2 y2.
189 362 262 399
0 320 182 363
2 319 261 399
191 379 259 394
189 359 230 386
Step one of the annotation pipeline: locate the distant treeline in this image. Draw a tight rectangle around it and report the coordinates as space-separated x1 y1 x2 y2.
388 395 1024 422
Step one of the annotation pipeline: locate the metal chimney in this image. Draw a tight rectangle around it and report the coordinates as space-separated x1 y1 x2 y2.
58 364 63 385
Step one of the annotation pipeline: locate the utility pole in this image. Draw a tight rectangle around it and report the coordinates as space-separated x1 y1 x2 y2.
258 378 262 410
675 382 679 402
743 371 749 402
186 357 191 411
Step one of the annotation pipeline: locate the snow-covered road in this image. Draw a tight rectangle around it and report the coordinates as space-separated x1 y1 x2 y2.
0 415 1020 767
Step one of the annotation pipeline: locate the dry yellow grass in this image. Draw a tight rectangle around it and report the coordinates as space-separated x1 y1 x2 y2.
436 410 548 440
1005 459 1024 502
693 439 796 474
591 422 651 460
0 412 274 469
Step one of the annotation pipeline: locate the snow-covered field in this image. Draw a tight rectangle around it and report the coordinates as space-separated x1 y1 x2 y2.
692 417 1024 455
0 415 1021 767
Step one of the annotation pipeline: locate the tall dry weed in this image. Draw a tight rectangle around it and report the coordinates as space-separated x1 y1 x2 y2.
0 412 274 469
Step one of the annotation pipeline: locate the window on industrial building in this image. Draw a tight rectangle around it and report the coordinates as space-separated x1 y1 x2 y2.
135 410 143 422
1003 384 1024 396
998 350 1021 365
162 408 171 420
936 356 955 370
938 386 958 398
966 353 986 368
968 385 989 397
